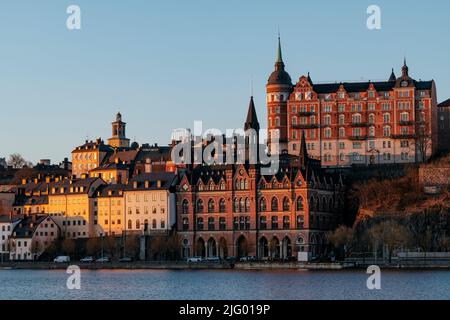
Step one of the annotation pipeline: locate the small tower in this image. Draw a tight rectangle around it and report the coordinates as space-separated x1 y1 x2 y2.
402 58 409 77
266 35 293 155
298 130 309 169
389 68 396 81
108 112 130 148
244 96 260 163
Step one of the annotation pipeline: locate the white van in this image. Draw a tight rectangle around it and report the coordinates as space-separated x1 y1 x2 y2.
54 256 70 263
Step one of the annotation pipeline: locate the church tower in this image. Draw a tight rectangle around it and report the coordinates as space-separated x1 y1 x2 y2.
266 35 292 155
108 112 130 148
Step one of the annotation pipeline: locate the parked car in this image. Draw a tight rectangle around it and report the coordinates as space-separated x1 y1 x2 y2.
54 256 70 263
205 256 220 263
118 256 133 263
80 256 94 263
95 257 110 263
187 256 203 263
225 256 237 263
239 256 257 262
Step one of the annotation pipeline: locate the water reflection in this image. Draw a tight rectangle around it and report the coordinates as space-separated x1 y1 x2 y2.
1 269 449 300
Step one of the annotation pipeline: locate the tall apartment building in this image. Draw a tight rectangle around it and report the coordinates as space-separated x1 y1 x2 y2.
267 38 438 167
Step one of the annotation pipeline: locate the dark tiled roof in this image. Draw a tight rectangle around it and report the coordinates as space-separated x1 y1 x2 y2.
311 79 432 94
0 215 22 224
126 172 176 191
97 184 126 197
90 162 130 172
12 215 52 238
25 196 49 206
438 99 450 108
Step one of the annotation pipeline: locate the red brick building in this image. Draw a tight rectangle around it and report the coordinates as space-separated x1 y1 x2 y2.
267 38 438 167
176 98 345 261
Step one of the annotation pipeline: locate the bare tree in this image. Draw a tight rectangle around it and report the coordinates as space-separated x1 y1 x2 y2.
410 131 432 163
327 225 354 258
369 220 412 263
62 239 76 258
7 153 33 169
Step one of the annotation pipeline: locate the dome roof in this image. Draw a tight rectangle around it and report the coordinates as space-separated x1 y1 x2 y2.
268 68 292 85
267 36 292 86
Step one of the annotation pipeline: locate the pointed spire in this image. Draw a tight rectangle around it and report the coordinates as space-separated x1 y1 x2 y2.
402 57 409 77
299 130 308 169
276 34 283 64
244 96 260 131
389 68 396 81
307 72 313 85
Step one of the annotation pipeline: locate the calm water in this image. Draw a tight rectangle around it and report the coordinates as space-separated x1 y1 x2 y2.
0 269 449 300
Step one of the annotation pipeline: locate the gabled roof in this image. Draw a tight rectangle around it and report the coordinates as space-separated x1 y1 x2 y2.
438 99 450 108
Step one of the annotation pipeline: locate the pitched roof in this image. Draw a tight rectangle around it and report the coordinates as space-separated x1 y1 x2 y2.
126 172 176 191
438 98 450 108
244 96 260 131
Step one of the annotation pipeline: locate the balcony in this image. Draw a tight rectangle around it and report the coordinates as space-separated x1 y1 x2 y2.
350 122 368 127
399 120 415 126
348 135 368 140
292 124 319 129
298 111 315 116
392 134 416 139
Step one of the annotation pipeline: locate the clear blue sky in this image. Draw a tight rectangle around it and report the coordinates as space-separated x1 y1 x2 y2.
1 0 449 164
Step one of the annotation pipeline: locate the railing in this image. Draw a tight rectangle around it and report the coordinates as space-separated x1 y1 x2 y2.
298 111 315 116
348 135 368 140
292 124 319 129
392 134 416 139
350 122 368 127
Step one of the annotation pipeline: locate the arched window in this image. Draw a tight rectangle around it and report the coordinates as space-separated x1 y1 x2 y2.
324 115 332 125
329 198 334 212
240 179 245 190
296 196 304 211
369 126 375 137
244 180 248 190
309 196 315 211
196 199 204 213
128 220 132 230
220 181 226 190
235 180 239 190
182 217 189 230
275 117 280 126
383 126 391 137
369 113 375 124
321 197 327 212
324 127 332 138
182 199 189 214
271 197 278 211
296 215 304 229
136 219 140 229
383 113 391 123
152 219 157 229
239 198 245 213
260 198 267 212
245 198 250 212
197 218 204 230
292 116 297 125
283 197 290 211
339 127 345 138
352 114 361 124
208 199 215 213
219 199 226 213
339 114 345 125
233 198 239 212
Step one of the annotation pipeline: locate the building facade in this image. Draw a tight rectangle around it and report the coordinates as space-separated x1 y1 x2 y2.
9 215 59 261
438 99 450 153
176 98 344 261
124 173 177 235
267 39 438 167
